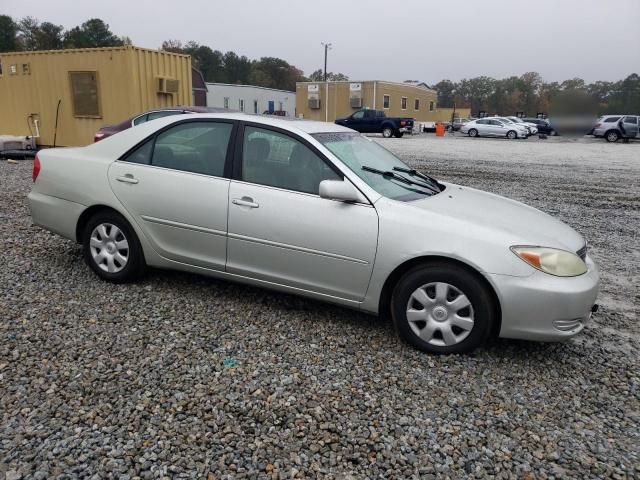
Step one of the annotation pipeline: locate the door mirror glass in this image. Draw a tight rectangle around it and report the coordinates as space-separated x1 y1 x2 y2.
319 179 363 203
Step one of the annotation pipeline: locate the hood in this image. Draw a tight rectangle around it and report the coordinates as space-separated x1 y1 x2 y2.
407 183 585 252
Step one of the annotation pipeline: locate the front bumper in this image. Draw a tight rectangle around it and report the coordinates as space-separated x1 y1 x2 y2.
489 255 600 341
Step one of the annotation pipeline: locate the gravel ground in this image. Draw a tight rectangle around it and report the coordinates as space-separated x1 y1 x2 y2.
1 136 638 479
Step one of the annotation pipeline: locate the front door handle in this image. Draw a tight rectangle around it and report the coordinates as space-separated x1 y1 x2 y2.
232 197 259 208
116 174 139 184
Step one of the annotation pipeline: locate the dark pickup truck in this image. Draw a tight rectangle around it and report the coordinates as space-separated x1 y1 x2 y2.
335 109 414 138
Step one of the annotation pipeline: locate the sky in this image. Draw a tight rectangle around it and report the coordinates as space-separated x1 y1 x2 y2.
3 0 639 84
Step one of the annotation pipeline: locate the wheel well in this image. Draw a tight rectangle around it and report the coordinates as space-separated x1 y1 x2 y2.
75 205 122 243
605 129 619 136
382 123 394 131
378 255 502 338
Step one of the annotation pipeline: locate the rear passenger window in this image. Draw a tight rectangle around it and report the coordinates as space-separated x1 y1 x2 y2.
151 122 233 176
124 139 153 165
604 116 621 122
241 126 341 195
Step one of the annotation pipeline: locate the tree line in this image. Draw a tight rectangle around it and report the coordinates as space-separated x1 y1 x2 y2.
160 40 350 91
434 72 640 116
0 14 349 92
0 15 129 50
2 14 637 112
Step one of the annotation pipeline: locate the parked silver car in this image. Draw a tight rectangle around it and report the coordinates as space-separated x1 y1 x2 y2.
460 118 529 139
28 113 599 354
592 115 640 142
506 117 539 135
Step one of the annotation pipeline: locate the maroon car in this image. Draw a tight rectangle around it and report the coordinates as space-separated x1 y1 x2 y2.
94 106 227 142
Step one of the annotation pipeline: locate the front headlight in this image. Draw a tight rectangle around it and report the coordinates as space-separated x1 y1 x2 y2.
510 246 587 277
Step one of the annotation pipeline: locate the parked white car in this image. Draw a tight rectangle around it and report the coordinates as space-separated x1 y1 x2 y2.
460 118 529 139
28 113 599 354
505 116 539 135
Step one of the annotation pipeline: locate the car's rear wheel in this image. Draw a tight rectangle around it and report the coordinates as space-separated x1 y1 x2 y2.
468 128 478 138
391 263 494 354
382 126 394 138
605 130 620 142
506 130 517 139
82 211 145 283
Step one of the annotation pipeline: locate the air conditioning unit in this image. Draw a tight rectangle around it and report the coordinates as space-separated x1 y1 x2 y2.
308 98 321 109
350 96 362 108
157 77 180 94
0 135 36 151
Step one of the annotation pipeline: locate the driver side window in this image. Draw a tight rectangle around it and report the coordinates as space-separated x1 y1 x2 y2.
241 126 341 195
352 111 365 120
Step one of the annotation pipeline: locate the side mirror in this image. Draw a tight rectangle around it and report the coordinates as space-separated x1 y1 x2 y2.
319 179 364 203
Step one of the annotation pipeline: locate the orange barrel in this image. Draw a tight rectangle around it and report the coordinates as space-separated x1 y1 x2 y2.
435 123 446 136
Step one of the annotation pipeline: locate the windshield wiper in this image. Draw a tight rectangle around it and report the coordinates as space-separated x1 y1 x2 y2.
392 166 441 192
361 165 438 195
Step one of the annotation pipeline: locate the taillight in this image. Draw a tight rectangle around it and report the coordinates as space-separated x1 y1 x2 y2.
400 121 406 126
594 123 601 128
33 155 41 183
94 132 105 142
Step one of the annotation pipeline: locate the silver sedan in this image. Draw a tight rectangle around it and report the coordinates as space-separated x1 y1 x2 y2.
28 113 599 354
461 118 529 139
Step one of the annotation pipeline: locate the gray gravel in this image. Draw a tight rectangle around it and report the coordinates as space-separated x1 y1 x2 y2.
1 136 638 479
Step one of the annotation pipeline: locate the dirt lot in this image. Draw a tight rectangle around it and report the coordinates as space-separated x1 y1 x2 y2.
0 136 638 479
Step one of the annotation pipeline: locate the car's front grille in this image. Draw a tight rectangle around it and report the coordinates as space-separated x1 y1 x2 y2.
577 244 587 261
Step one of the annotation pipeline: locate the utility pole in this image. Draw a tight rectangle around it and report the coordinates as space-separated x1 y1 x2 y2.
321 42 332 81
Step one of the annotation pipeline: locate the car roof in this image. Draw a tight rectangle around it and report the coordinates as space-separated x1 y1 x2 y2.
179 112 354 134
85 112 354 158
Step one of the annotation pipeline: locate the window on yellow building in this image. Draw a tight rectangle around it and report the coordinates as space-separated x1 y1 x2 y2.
401 97 407 110
383 95 390 109
69 71 101 118
414 99 420 110
429 101 434 112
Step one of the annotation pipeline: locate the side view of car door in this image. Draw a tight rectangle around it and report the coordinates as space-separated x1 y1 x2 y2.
622 116 639 138
225 123 379 303
108 120 236 271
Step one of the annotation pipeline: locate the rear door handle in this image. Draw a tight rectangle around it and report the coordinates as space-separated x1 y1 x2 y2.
116 175 139 184
232 197 259 208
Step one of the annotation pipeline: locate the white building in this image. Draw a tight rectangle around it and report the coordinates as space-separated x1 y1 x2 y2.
205 83 296 117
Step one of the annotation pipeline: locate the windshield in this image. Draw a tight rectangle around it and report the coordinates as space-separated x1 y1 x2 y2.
313 132 438 201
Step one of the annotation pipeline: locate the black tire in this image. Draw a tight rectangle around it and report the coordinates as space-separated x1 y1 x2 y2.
393 132 404 138
382 126 394 138
506 130 517 140
391 263 495 354
82 210 146 283
605 130 620 143
446 125 453 133
468 128 478 138
549 129 558 136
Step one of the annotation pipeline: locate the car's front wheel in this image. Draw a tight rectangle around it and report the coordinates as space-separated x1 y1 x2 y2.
506 130 518 139
391 263 495 354
82 210 146 282
468 128 478 138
